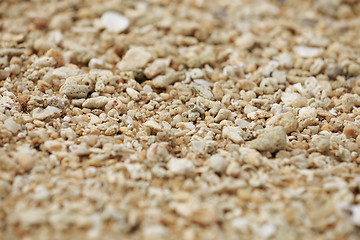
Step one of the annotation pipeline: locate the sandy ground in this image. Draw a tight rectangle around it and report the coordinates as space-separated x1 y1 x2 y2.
1 0 360 239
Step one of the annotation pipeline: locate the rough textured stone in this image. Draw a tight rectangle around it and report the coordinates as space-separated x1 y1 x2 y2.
248 126 287 152
266 111 298 133
117 48 152 71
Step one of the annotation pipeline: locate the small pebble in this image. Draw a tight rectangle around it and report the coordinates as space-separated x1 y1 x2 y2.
343 124 360 139
298 107 317 120
88 58 105 69
349 205 360 226
147 143 169 162
69 144 90 156
32 106 62 120
4 117 21 133
60 85 90 99
82 96 109 109
310 58 324 75
266 111 298 133
281 93 307 107
189 68 204 79
44 140 66 153
167 158 195 176
152 70 183 88
248 126 287 152
144 119 162 131
222 126 245 144
117 48 152 71
126 88 140 101
311 135 330 153
293 45 323 58
17 152 36 172
325 64 343 80
49 14 72 31
256 223 276 239
144 58 170 79
0 180 11 198
189 204 218 226
32 56 56 68
101 11 130 33
214 109 228 122
207 154 228 173
348 63 360 77
241 148 263 167
45 48 64 67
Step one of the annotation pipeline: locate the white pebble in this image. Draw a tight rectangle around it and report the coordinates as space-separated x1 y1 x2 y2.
144 225 168 239
144 119 162 131
235 119 251 129
248 126 287 153
32 106 62 121
32 56 56 68
256 223 276 239
125 163 144 180
126 88 140 101
298 107 317 120
349 205 360 226
95 80 105 93
82 96 109 109
189 68 204 79
329 108 338 116
117 48 152 71
44 140 66 153
310 58 324 75
147 143 169 162
183 122 196 130
281 92 307 108
222 126 244 144
232 217 250 232
193 79 213 87
143 85 152 94
60 128 76 140
167 158 195 176
293 45 323 58
4 117 21 133
152 70 182 88
69 144 90 156
144 58 170 79
208 154 228 173
89 58 105 69
101 11 129 33
18 209 47 227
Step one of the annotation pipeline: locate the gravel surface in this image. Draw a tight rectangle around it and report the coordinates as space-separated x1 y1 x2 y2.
1 0 360 239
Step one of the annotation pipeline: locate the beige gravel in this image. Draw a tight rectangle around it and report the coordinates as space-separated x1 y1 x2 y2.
1 0 360 240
